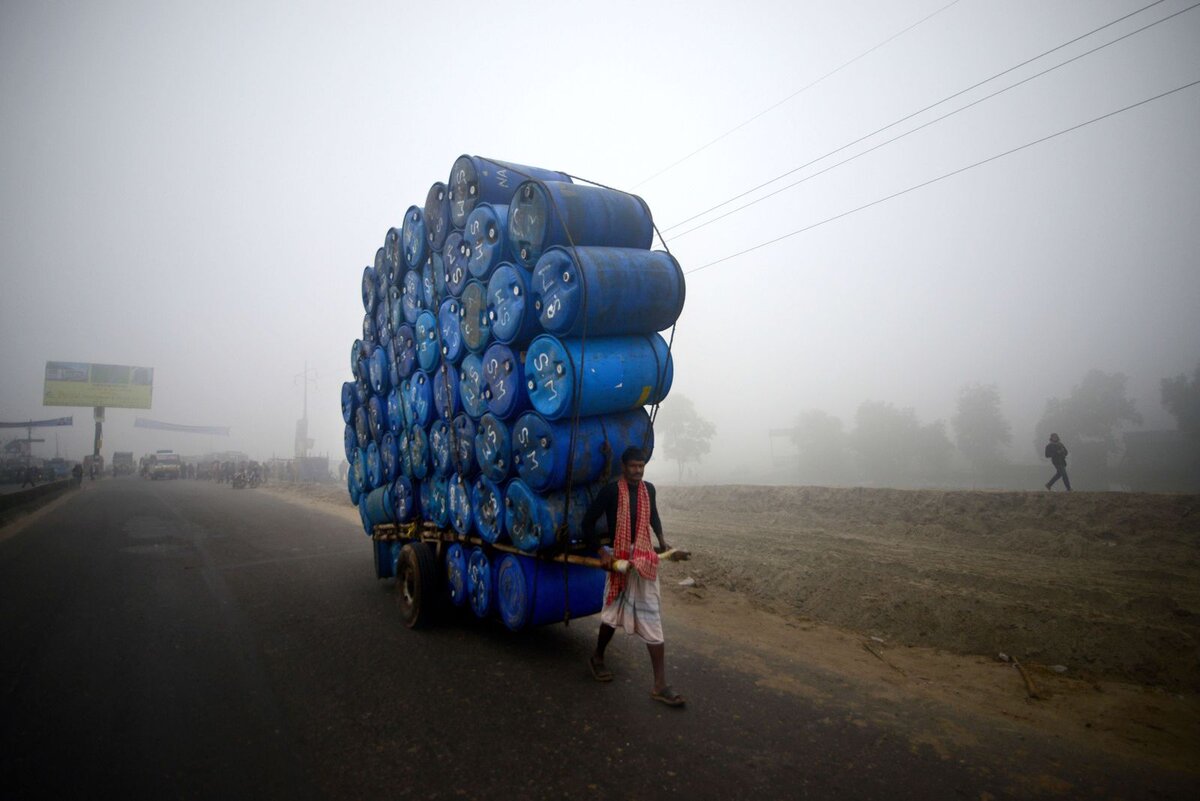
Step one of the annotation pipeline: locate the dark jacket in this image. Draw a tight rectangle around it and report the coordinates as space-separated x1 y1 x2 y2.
1045 441 1068 467
582 479 662 551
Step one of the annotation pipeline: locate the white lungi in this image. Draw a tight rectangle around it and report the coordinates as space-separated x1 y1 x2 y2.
601 570 664 645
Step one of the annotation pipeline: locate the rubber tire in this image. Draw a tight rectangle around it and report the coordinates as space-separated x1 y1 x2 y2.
396 542 440 628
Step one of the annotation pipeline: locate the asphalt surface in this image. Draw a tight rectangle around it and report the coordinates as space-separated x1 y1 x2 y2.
1 478 1195 800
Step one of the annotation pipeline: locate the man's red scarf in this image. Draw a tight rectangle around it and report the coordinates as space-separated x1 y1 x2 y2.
605 479 659 605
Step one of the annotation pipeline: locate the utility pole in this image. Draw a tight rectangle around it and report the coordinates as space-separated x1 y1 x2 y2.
293 362 318 459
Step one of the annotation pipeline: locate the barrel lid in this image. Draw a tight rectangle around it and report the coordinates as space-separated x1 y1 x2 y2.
392 324 416 381
433 363 460 420
409 425 430 479
343 423 357 462
437 298 463 364
367 394 385 442
385 387 404 434
475 412 511 483
443 231 470 297
504 479 547 552
374 247 385 274
451 413 478 474
421 256 439 311
465 203 510 280
404 371 433 429
511 412 555 490
531 248 581 334
448 154 480 230
430 418 452 477
354 406 369 449
496 554 529 631
507 181 552 268
459 280 492 354
486 264 536 346
362 265 377 313
448 472 473 535
458 353 488 419
341 382 357 424
401 205 427 269
362 312 377 347
424 182 450 252
414 310 440 373
366 441 382 489
481 342 528 420
384 227 402 283
472 476 505 543
524 335 573 420
374 301 393 347
392 475 416 522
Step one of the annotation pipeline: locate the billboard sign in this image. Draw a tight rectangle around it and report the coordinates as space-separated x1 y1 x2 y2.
43 362 154 409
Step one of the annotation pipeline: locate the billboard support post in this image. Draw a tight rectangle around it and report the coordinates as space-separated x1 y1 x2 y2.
94 407 104 459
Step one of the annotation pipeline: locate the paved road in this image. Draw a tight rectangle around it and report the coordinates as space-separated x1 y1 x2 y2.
1 479 1194 800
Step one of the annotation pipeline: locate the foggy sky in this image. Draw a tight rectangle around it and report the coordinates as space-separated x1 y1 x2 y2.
2 0 1197 484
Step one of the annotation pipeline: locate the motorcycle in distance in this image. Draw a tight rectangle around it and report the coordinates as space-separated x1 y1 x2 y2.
231 465 261 490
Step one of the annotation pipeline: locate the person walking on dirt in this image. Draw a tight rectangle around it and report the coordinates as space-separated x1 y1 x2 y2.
1044 433 1071 491
582 446 684 708
72 463 83 487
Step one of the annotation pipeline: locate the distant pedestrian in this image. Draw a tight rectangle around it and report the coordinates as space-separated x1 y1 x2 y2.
1044 433 1071 491
89 463 96 481
20 466 36 488
72 463 84 487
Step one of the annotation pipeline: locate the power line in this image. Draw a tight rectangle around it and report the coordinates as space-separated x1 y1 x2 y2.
662 0 1170 234
629 0 964 190
667 1 1198 242
683 78 1200 276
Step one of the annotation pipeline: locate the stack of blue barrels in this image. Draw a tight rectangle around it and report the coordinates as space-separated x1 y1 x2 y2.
341 155 684 630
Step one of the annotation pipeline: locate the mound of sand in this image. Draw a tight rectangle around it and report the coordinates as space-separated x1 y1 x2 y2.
657 486 1200 690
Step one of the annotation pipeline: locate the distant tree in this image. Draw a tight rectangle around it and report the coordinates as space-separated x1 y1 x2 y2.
851 401 919 481
656 394 716 481
1161 362 1200 435
1035 369 1142 455
790 410 848 479
952 383 1012 468
914 420 954 478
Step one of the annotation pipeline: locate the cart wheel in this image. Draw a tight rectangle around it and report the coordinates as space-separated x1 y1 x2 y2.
396 542 440 628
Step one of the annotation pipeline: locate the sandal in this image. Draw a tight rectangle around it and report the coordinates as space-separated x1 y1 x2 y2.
650 686 685 707
589 656 614 683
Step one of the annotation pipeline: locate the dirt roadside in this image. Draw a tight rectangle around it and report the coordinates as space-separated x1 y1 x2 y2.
264 481 1200 775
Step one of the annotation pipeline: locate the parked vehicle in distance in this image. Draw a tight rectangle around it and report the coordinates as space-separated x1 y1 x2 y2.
112 451 135 476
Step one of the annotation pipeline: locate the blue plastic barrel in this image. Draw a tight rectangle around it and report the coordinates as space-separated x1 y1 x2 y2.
350 339 367 383
403 371 433 429
433 363 461 421
421 475 449 528
422 252 446 311
362 266 378 314
524 334 673 420
475 412 513 483
459 280 492 355
458 353 488 419
414 310 440 373
402 205 427 269
429 418 452 478
367 394 386 442
393 475 418 522
355 375 370 406
437 298 464 364
507 181 653 268
358 497 371 535
397 429 412 478
401 270 424 325
532 247 684 337
447 155 570 229
386 338 401 391
393 324 416 381
388 286 404 334
496 554 605 631
353 448 367 493
380 431 399 482
368 345 390 396
481 342 530 420
448 472 473 536
486 264 540 347
451 413 479 477
445 543 468 607
374 540 400 579
362 483 395 527
386 387 404 435
343 423 357 463
347 458 362 505
341 381 358 424
366 441 383 489
504 479 594 552
512 408 653 492
424 182 451 252
384 227 403 284
374 298 393 347
466 546 496 618
443 231 471 298
376 264 391 308
362 311 377 346
464 203 511 281
472 476 505 543
409 425 430 480
354 406 370 449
